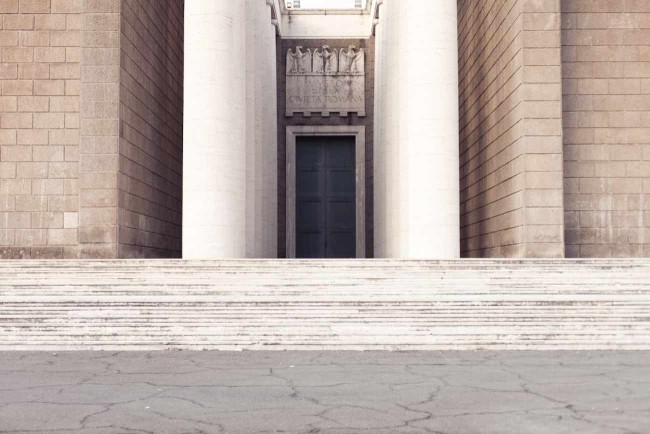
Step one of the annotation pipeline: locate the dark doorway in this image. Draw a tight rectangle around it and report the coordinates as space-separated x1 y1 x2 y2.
296 136 356 258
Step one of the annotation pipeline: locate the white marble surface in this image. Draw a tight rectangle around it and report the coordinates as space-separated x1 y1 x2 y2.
184 0 278 259
183 0 248 258
184 0 460 259
2 259 649 350
374 0 461 258
280 5 373 39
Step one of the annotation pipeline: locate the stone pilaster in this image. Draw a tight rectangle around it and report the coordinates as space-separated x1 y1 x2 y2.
78 0 120 258
458 0 564 258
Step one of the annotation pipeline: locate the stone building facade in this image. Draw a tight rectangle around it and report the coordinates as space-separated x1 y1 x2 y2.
0 0 648 259
458 0 650 258
0 0 183 259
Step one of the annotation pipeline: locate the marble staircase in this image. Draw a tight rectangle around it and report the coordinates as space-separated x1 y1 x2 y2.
0 259 649 350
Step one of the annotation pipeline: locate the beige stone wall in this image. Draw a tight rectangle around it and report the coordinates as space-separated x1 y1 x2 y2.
118 0 183 258
458 0 565 257
0 0 81 259
5 0 650 260
562 1 650 257
78 0 119 258
1 0 183 259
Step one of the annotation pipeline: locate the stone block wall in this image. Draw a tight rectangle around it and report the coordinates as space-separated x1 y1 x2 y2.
118 0 183 258
78 0 119 258
0 0 183 259
562 1 650 257
0 0 81 259
458 0 565 257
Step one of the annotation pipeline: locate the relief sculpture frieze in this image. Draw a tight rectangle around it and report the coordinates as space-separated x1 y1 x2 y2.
286 45 365 117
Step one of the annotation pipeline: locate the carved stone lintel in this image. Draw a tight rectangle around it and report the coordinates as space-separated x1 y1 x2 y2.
339 45 364 74
286 45 364 76
286 46 312 75
286 45 365 117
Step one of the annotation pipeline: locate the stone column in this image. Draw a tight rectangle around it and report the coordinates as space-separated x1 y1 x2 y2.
374 0 460 258
245 0 278 258
183 0 247 258
260 0 279 257
245 1 258 256
373 0 387 256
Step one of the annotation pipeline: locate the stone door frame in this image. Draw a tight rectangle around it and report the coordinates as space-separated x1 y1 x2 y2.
286 125 366 258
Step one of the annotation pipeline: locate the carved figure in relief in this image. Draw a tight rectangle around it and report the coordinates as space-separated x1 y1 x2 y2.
287 46 312 74
313 48 325 74
313 45 338 74
339 45 364 74
324 46 338 74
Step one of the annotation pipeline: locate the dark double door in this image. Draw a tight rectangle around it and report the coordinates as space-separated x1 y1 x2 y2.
296 136 356 258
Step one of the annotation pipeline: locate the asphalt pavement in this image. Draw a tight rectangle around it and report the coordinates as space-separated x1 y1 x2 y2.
0 351 648 433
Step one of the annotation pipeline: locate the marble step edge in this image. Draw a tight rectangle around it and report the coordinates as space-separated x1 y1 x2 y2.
2 263 650 271
2 274 649 281
3 295 650 301
2 345 647 351
3 285 649 291
2 333 649 340
2 257 650 265
3 324 649 332
3 312 649 317
2 268 645 272
3 284 648 290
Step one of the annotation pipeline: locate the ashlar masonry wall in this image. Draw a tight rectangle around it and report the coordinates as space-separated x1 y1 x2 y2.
0 0 81 259
0 0 184 259
562 1 650 257
78 0 120 258
79 0 183 259
118 0 183 258
458 0 565 258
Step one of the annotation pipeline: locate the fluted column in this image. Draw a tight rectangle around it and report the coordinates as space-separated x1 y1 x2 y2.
183 0 247 258
374 0 460 258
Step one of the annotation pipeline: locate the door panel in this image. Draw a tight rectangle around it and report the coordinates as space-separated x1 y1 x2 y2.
328 231 356 258
296 136 356 258
296 231 324 258
328 170 355 194
328 201 355 228
296 171 322 196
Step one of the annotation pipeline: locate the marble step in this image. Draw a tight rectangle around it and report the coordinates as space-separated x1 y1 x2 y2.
1 259 649 350
1 259 649 270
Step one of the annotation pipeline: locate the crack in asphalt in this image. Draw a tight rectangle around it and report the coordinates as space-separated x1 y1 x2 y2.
0 351 648 433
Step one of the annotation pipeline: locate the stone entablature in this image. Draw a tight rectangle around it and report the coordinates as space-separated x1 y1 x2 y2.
286 45 365 117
